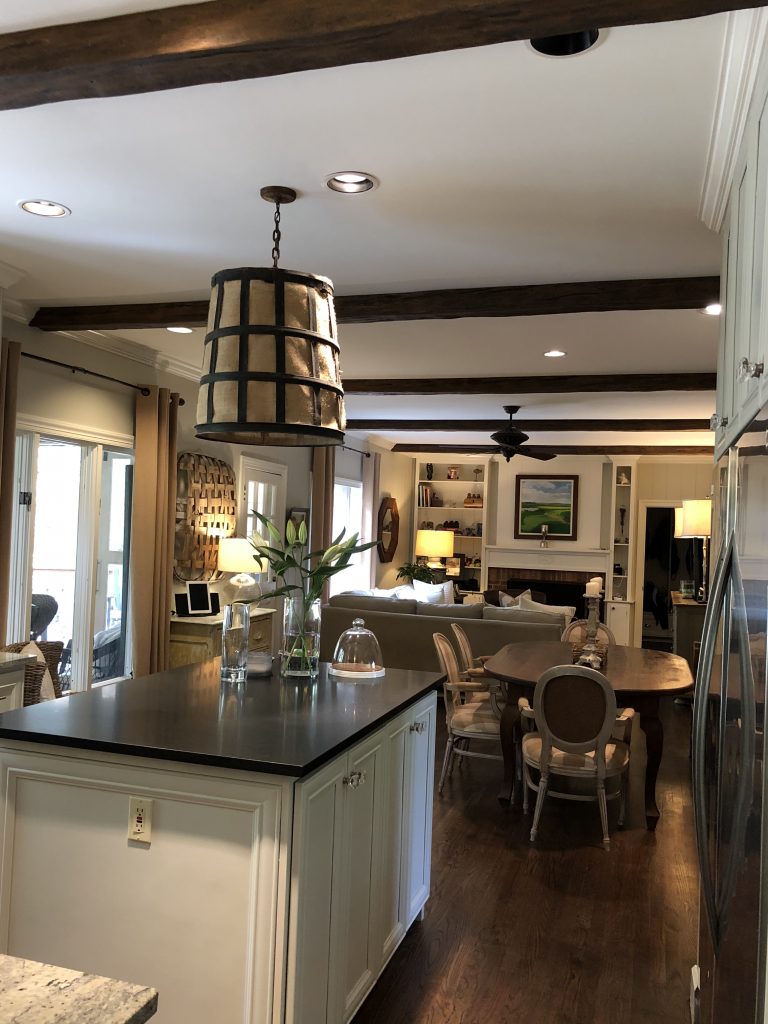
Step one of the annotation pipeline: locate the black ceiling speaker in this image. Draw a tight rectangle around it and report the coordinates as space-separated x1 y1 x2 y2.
530 30 599 57
490 406 556 462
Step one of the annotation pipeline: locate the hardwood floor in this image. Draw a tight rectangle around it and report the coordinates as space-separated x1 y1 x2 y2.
356 699 697 1024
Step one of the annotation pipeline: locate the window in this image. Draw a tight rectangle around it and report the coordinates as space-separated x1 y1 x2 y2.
8 432 133 691
329 479 365 596
238 456 287 585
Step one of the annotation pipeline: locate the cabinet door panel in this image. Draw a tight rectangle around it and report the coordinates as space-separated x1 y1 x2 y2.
378 715 409 963
288 758 346 1024
403 695 437 924
335 732 386 1023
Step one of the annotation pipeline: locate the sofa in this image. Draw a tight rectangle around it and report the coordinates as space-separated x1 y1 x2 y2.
320 594 565 674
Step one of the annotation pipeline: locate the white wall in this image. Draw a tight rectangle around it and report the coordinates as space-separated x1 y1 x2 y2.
636 459 715 501
493 454 607 550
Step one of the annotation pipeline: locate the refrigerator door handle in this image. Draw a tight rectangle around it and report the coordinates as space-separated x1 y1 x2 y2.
692 532 733 948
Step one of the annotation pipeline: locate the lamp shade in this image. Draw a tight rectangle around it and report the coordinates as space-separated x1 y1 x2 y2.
217 536 268 574
415 529 454 560
680 499 712 538
674 507 684 538
195 267 345 446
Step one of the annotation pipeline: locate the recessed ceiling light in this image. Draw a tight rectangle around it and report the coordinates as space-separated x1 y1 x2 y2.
529 30 600 57
18 199 71 217
544 349 567 358
325 171 379 194
167 326 193 334
703 303 722 316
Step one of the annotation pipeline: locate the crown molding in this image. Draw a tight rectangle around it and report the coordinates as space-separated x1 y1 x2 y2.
699 8 768 232
0 261 25 290
0 295 33 323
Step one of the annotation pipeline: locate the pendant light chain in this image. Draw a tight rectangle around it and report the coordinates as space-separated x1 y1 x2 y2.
271 202 282 268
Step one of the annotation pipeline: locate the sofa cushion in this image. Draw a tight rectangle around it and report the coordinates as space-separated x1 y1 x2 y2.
483 606 567 630
415 602 484 618
329 594 418 615
413 579 454 605
519 594 576 625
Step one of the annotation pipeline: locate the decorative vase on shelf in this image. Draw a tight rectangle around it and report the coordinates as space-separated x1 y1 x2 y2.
280 592 321 678
426 463 433 481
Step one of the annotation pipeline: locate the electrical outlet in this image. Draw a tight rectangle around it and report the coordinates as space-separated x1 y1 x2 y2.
128 796 153 844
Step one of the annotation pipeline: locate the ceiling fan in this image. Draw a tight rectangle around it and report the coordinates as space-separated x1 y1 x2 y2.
490 406 557 462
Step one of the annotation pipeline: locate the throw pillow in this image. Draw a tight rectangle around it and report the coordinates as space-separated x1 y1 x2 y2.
412 579 455 605
20 641 56 701
519 594 576 625
499 588 531 607
393 585 418 600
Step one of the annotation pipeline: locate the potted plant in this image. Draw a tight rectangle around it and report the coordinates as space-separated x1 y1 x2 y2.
396 562 436 584
251 512 375 678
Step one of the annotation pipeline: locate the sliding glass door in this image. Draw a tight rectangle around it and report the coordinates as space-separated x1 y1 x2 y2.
7 432 133 691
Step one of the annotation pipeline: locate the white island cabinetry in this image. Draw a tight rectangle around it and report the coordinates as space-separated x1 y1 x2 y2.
0 678 437 1024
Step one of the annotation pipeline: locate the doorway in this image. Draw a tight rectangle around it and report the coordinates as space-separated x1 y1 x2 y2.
636 504 698 651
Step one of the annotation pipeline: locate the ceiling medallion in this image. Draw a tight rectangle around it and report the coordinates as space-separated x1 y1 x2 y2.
195 186 345 447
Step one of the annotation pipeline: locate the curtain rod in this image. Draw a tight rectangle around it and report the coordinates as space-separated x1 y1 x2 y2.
21 352 186 405
342 442 370 458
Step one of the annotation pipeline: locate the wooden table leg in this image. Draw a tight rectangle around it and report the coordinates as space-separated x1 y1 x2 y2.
498 696 521 807
635 694 663 831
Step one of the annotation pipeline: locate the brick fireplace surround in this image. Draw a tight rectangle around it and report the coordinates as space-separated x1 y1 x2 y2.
487 566 606 618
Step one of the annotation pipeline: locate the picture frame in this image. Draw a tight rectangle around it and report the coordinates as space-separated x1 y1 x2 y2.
444 556 462 577
514 475 579 541
288 507 310 536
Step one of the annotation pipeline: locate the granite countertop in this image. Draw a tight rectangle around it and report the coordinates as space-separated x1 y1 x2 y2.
0 652 35 677
0 660 439 777
0 954 157 1023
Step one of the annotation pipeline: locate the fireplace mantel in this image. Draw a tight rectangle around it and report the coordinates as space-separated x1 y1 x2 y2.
485 546 611 574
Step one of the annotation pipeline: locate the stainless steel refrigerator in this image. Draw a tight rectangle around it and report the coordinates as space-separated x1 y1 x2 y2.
694 402 768 1023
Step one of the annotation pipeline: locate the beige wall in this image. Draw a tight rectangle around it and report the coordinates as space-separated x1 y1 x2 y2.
636 459 715 501
373 445 415 588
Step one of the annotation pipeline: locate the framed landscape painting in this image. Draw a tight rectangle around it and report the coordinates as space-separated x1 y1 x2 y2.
514 475 579 541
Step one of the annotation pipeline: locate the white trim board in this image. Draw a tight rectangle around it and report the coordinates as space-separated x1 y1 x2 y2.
699 8 768 232
16 413 133 450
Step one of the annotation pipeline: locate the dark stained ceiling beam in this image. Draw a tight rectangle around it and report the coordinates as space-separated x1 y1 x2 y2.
0 2 753 112
29 276 720 331
344 373 716 395
348 417 711 432
391 444 714 455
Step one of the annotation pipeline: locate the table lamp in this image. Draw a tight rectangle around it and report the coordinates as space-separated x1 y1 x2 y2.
218 536 269 601
679 499 712 602
415 529 454 569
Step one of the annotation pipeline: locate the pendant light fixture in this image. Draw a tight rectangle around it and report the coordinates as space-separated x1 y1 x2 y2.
195 186 345 446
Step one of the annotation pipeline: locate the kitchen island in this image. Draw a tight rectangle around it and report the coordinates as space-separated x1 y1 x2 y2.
0 660 438 1024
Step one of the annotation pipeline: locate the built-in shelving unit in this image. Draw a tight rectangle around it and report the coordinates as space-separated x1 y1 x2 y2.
414 459 490 591
605 462 637 645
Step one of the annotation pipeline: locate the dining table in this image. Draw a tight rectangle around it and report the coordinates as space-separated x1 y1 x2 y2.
484 640 694 830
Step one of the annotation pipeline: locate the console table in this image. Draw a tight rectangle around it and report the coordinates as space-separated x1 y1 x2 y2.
169 604 275 668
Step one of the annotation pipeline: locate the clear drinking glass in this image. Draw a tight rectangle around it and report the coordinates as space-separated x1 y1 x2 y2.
221 602 250 683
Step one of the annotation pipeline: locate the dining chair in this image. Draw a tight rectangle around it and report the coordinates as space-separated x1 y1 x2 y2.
562 619 616 644
433 633 503 794
450 622 504 715
522 664 631 847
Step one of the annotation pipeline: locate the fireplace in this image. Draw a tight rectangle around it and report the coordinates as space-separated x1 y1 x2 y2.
487 566 606 618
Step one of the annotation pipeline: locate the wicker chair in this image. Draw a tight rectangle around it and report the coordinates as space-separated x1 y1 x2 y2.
1 641 64 704
562 619 616 645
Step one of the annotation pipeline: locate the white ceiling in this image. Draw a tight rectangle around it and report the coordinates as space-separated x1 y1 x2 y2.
0 0 211 33
0 8 728 449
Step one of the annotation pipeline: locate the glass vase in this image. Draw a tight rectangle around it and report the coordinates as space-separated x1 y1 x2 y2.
280 593 321 678
221 602 249 683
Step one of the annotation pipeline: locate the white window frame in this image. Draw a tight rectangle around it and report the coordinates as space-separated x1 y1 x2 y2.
329 477 365 596
8 416 134 691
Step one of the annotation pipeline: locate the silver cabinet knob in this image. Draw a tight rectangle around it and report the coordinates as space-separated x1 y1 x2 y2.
409 721 426 733
343 770 367 789
738 357 764 382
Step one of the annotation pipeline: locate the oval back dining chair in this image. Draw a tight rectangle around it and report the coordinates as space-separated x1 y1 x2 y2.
523 663 631 848
561 619 616 645
433 633 502 794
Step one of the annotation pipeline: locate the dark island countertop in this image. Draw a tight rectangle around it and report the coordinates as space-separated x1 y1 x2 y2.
0 660 439 778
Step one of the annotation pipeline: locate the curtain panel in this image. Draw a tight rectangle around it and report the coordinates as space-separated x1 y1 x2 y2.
130 387 179 678
0 338 20 640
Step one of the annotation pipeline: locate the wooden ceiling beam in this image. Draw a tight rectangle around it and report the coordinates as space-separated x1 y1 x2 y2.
348 417 711 432
29 276 720 331
344 373 716 394
391 444 714 455
0 2 752 112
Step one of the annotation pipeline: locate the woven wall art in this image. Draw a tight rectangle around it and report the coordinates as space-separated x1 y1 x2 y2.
174 452 237 582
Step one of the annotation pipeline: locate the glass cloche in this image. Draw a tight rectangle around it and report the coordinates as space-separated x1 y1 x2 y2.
330 618 385 679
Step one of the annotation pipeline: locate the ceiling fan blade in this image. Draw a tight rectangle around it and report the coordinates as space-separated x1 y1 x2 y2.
525 450 557 461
